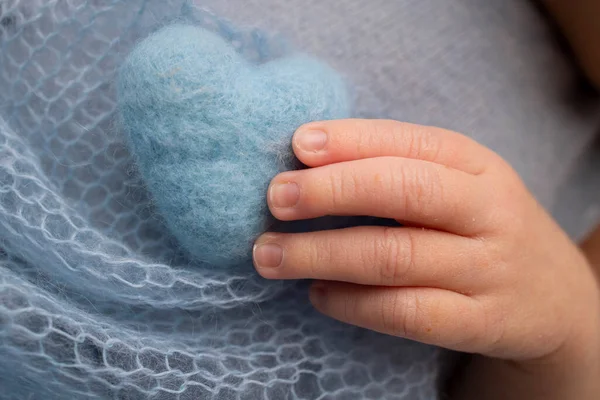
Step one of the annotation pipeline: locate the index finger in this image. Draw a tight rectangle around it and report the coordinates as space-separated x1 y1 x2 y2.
293 119 500 175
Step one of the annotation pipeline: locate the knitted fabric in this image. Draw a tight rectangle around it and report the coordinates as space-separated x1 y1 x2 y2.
0 1 441 399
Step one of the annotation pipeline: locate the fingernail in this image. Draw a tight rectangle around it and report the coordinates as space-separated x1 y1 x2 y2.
253 243 283 269
295 130 327 152
309 282 327 306
270 183 300 208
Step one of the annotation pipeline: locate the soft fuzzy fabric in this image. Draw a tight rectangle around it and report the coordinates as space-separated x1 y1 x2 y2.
117 24 349 267
0 3 441 399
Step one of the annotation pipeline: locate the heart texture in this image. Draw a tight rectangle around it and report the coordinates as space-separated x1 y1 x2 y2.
117 24 350 268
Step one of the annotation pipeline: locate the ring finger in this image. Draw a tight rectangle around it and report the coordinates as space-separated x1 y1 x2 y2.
253 226 492 292
268 157 493 236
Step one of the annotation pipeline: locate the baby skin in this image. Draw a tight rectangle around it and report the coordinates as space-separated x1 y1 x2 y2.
252 119 600 399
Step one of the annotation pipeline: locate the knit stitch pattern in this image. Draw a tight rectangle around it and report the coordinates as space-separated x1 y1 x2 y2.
0 1 441 399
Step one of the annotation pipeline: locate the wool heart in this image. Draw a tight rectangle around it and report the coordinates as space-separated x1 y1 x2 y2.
117 24 350 268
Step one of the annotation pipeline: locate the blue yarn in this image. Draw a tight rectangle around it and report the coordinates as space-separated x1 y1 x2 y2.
117 24 350 268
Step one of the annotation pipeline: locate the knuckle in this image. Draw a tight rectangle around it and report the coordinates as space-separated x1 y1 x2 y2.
359 234 377 274
328 171 343 210
378 228 414 284
403 125 421 159
403 125 443 162
396 163 443 216
307 234 333 276
391 290 421 338
328 167 356 211
342 290 359 322
416 166 443 207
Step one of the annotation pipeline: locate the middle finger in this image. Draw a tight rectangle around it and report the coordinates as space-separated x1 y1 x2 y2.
268 157 492 236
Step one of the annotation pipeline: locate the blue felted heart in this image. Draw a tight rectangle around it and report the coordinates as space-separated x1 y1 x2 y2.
117 24 350 268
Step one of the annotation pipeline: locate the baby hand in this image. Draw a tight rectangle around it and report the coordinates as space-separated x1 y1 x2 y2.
252 119 599 362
